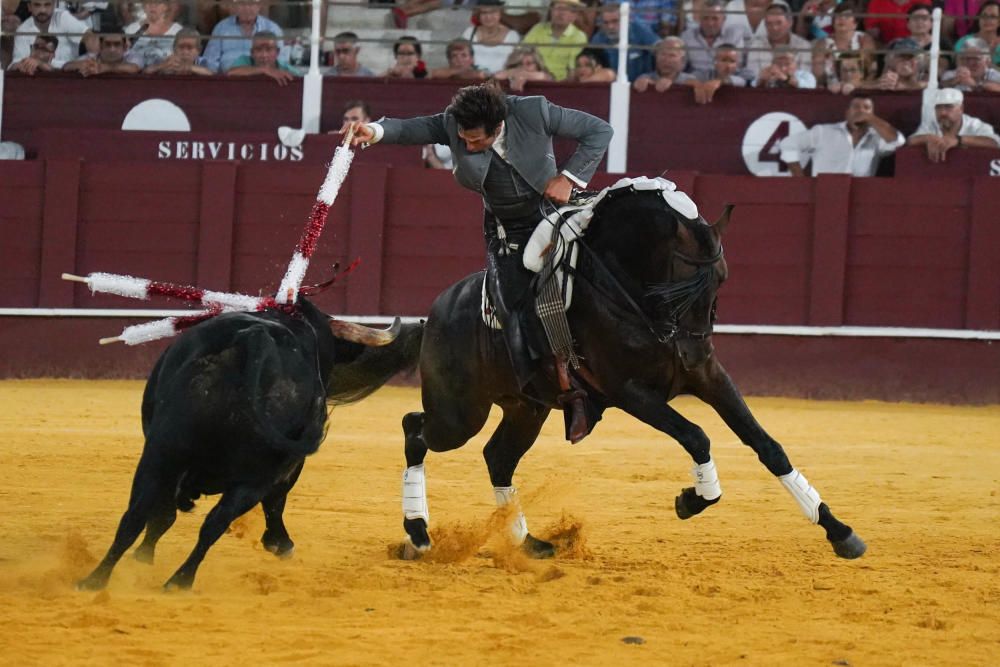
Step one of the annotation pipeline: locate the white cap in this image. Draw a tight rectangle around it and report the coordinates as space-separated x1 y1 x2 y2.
935 88 963 106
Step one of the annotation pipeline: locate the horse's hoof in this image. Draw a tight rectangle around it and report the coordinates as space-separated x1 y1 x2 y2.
262 533 295 558
398 541 426 561
522 534 555 559
76 575 107 592
831 531 866 559
675 487 720 520
163 573 194 592
403 517 431 551
133 547 154 564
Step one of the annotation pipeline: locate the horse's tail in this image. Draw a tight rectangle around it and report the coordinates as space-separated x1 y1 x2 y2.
325 320 424 406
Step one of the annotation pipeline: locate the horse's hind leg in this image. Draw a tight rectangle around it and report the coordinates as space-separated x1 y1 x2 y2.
483 401 553 558
133 490 178 564
164 483 267 591
618 381 723 520
78 452 172 590
260 460 304 558
692 362 866 559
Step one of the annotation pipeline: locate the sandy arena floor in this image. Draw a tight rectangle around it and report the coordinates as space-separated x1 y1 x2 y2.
1 380 998 666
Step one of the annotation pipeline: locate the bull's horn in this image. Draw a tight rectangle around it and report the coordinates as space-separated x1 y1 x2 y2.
329 317 401 347
712 204 734 235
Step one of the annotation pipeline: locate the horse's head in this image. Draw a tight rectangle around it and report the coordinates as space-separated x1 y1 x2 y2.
645 205 732 371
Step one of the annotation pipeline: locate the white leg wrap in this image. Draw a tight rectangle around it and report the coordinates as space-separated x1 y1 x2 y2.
780 468 822 524
493 486 528 545
692 458 722 500
402 465 429 522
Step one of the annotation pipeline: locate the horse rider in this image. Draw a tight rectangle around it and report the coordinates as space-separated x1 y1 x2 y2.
342 82 613 443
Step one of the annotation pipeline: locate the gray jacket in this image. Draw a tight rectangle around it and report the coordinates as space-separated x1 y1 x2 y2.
377 95 613 195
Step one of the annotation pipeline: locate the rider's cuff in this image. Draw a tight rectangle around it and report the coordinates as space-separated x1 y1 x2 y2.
561 169 586 188
365 122 384 145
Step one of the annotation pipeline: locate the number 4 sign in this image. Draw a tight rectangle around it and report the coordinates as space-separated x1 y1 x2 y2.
741 112 808 177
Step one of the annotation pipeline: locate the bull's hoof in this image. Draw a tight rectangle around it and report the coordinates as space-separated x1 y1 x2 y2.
262 532 295 558
75 573 108 591
403 517 431 552
133 546 154 564
674 487 720 520
831 531 866 559
522 534 555 559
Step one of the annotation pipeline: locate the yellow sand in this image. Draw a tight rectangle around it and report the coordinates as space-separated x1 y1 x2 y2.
1 380 998 666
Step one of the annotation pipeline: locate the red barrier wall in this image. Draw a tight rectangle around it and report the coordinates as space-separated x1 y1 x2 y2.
6 74 1000 174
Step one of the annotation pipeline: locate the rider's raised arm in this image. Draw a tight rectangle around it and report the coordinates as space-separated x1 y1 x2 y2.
540 100 613 187
373 113 451 146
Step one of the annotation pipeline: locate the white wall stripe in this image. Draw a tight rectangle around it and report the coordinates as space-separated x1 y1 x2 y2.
1 309 998 340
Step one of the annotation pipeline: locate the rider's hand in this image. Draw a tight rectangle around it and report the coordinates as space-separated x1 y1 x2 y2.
544 174 574 205
339 121 375 147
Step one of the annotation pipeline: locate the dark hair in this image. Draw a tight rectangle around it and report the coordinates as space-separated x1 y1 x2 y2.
100 28 126 42
34 33 58 49
906 3 932 15
578 46 608 68
834 50 867 78
446 38 473 58
394 35 422 57
449 82 507 134
252 30 278 43
765 2 791 16
334 31 359 44
970 0 1000 33
343 99 372 118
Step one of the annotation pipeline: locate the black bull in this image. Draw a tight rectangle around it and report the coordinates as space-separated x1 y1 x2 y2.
402 189 866 560
78 299 423 591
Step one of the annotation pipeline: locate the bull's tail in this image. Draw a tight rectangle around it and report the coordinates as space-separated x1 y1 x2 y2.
239 323 328 456
326 321 424 405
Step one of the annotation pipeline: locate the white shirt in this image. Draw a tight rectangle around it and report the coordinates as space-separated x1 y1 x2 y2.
724 0 768 41
911 114 1000 146
124 21 183 68
780 121 905 177
13 10 90 68
462 26 520 75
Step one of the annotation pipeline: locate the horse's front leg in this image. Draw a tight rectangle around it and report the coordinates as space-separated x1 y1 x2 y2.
617 379 724 520
690 360 866 559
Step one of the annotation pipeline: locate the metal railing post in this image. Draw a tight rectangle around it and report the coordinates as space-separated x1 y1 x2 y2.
300 0 323 133
920 7 943 126
607 1 630 173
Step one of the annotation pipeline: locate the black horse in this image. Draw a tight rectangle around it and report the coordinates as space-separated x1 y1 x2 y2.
400 186 866 560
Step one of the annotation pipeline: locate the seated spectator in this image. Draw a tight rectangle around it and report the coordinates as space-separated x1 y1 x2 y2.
463 0 520 75
566 47 616 81
726 0 770 41
953 1 1000 66
226 31 297 84
124 0 183 70
795 0 839 40
812 4 876 81
872 38 927 90
7 33 58 74
744 2 811 80
342 100 372 124
431 38 487 80
500 0 548 35
941 37 1000 90
0 141 27 160
905 4 955 70
689 42 748 102
681 0 749 78
13 0 96 68
63 29 140 75
865 0 920 46
143 27 213 74
382 35 428 78
754 46 817 87
325 31 375 77
633 37 696 91
629 0 680 36
202 0 286 73
828 51 868 93
493 45 555 90
522 0 589 80
590 1 658 82
907 88 1000 162
780 95 904 176
944 0 986 39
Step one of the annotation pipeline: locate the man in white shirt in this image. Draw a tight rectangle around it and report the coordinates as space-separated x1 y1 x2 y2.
680 0 750 78
907 88 1000 163
744 1 811 79
780 96 905 177
13 0 95 69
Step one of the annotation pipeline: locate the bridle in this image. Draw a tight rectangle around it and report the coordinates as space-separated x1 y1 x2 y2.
645 244 724 342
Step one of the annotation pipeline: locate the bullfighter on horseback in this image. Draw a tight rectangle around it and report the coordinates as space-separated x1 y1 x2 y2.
343 82 612 443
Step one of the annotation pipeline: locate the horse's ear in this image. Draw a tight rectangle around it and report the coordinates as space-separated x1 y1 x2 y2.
711 204 734 236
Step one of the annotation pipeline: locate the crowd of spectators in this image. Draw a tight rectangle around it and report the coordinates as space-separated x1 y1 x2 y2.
2 0 998 172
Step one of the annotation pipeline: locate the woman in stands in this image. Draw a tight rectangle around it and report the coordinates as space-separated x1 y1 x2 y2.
953 1 1000 65
813 4 876 82
492 45 554 91
462 0 520 75
565 48 616 82
124 0 183 69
